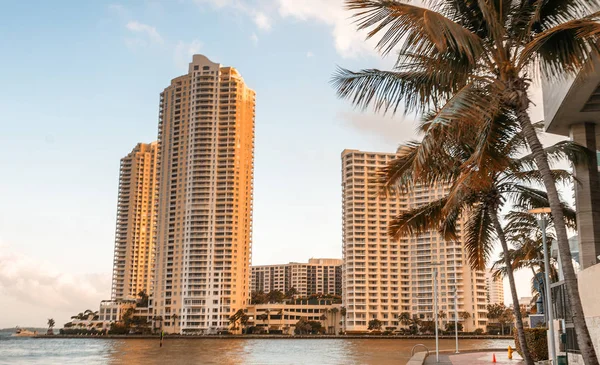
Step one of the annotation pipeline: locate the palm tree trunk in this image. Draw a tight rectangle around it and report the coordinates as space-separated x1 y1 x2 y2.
515 98 599 365
491 213 534 365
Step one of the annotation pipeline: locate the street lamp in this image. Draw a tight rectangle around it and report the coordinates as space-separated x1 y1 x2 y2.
430 262 443 363
528 207 556 365
453 283 459 353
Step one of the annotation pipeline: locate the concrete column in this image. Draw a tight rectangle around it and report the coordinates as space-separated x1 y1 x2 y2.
569 122 600 269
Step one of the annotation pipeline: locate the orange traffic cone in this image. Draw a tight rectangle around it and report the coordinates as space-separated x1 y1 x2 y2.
492 354 497 363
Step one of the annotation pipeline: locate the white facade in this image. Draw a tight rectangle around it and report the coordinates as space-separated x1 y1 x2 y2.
485 268 504 305
341 149 488 332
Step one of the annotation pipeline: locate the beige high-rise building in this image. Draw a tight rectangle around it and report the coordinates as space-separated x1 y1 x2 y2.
251 258 343 297
153 55 255 334
485 268 505 306
341 149 488 333
111 142 158 300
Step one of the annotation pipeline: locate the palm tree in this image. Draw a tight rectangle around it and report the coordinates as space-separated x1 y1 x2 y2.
320 313 328 332
330 308 339 335
333 2 599 363
240 314 250 334
265 309 271 334
367 117 577 364
409 315 421 335
170 313 179 331
257 311 270 334
438 310 447 326
398 312 411 331
493 207 571 311
340 306 347 334
47 318 55 335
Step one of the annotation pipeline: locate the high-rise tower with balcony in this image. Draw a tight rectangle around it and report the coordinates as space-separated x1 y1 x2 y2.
111 142 158 300
341 149 488 333
153 55 255 334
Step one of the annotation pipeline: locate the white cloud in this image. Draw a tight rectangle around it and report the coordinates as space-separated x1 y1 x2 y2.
126 20 164 44
194 0 379 58
174 39 203 71
338 110 419 146
277 0 376 58
306 51 314 58
194 0 273 32
250 33 259 46
0 244 110 328
253 12 271 30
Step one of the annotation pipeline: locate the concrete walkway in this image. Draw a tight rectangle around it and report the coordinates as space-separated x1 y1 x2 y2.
424 351 523 364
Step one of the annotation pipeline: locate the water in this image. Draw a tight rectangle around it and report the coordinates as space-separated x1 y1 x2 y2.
0 337 514 364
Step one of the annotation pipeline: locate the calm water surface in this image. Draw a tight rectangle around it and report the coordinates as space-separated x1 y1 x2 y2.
0 337 514 365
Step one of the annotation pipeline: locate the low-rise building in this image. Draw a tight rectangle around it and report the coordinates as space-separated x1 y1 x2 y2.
245 298 342 335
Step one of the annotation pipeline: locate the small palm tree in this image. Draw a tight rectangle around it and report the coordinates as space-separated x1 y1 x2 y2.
340 307 347 334
409 316 421 335
398 312 411 331
240 314 250 334
438 310 447 326
330 308 339 334
170 313 179 330
47 318 55 335
333 2 600 362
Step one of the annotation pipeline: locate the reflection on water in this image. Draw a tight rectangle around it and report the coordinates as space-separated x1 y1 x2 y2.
0 337 514 365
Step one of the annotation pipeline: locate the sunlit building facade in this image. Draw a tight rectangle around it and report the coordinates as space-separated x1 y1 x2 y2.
251 258 343 297
153 54 255 334
485 268 505 306
111 142 158 301
341 149 488 333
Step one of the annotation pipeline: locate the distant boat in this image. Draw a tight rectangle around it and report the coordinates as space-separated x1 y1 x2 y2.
12 328 38 337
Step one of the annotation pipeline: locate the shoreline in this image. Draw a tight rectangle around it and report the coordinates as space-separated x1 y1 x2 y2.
32 334 514 340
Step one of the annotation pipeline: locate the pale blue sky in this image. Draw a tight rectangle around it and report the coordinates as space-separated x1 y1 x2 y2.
0 0 548 327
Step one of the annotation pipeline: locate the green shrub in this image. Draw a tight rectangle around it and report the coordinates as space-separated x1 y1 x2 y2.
473 328 484 335
108 323 129 335
59 328 102 336
513 328 548 361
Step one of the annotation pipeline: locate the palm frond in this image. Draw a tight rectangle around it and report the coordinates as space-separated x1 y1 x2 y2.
510 168 573 186
388 197 448 240
464 202 497 270
346 0 484 60
529 0 600 31
519 13 600 77
515 140 594 172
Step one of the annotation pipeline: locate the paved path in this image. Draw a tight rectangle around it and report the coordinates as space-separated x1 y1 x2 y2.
424 351 523 364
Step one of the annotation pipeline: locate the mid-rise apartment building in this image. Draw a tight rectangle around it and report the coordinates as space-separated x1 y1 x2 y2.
111 142 158 300
341 149 488 333
152 54 255 334
485 268 505 306
251 258 343 297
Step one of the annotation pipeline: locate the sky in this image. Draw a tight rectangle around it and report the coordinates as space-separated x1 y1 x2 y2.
0 0 565 328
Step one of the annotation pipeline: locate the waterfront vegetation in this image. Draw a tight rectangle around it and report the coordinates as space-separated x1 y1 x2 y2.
332 0 600 364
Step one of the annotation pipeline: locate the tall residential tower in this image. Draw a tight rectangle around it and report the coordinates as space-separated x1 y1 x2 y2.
485 268 505 306
111 142 158 300
153 55 255 334
341 149 488 333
